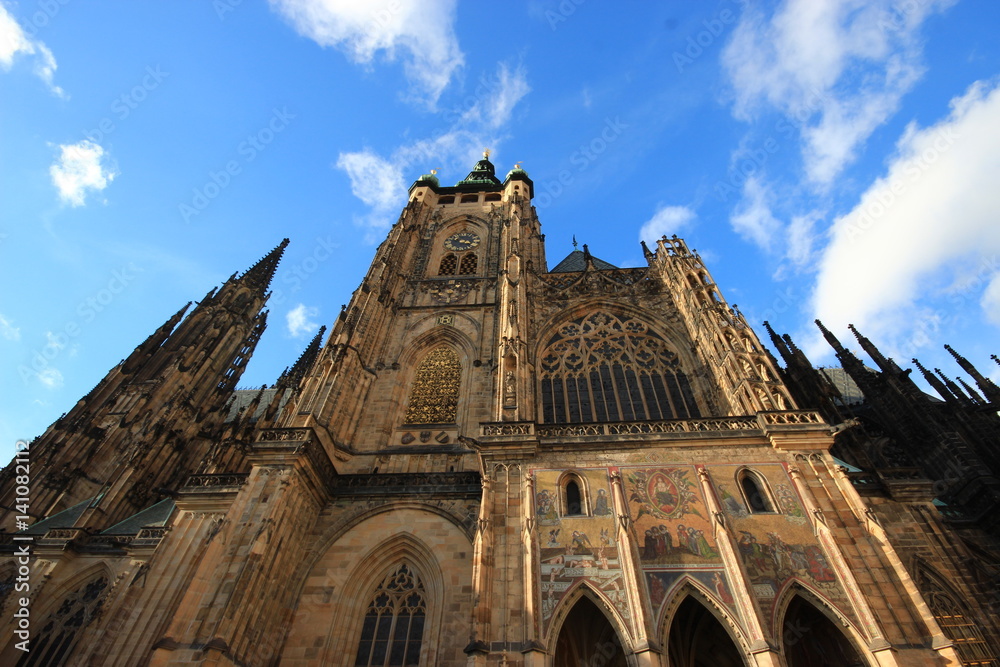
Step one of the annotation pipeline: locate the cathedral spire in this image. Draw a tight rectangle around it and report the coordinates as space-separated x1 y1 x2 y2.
123 301 191 371
958 377 986 406
935 368 974 407
848 323 901 373
239 238 290 293
815 319 846 354
762 321 785 350
944 344 1000 403
283 325 326 388
640 239 654 262
913 358 957 404
762 321 793 366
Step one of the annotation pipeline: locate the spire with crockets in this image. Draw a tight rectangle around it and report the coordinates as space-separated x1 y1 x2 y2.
240 237 290 293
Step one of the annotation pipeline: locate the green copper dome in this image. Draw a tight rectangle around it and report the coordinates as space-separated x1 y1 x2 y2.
456 152 501 187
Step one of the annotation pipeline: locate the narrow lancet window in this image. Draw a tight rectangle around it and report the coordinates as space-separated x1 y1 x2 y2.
739 470 773 513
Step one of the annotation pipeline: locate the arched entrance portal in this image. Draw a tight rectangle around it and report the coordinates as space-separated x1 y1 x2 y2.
667 596 746 667
782 596 867 667
553 595 628 667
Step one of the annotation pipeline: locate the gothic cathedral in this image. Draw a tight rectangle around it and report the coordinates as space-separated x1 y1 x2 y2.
2 155 999 666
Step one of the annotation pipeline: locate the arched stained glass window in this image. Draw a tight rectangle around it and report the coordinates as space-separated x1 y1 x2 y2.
404 347 461 424
918 569 996 666
18 577 108 667
538 312 700 423
354 564 427 667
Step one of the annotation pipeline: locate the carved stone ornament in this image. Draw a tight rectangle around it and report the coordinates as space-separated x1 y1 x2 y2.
428 279 473 304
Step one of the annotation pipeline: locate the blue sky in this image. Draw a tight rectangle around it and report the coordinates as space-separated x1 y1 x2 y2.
3 0 1000 464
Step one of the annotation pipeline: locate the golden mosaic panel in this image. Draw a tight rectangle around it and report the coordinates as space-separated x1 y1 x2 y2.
404 346 461 424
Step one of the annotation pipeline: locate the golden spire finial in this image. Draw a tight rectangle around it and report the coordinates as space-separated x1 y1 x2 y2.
483 148 491 158
430 168 438 175
514 161 522 169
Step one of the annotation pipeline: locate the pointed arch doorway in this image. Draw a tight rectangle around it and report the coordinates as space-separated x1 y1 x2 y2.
666 596 747 667
782 596 868 667
553 595 628 667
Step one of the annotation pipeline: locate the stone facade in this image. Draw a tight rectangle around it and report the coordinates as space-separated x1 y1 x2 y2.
1 156 998 666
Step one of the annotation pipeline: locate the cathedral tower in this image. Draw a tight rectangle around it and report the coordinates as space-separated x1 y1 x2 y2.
0 239 287 531
1 156 997 667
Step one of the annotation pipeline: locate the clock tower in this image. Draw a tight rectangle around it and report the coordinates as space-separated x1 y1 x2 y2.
274 151 545 455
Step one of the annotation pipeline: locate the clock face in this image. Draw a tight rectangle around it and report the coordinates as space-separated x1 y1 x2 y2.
444 231 481 251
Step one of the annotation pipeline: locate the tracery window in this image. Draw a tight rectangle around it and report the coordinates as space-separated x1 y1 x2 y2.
539 312 700 423
404 346 461 424
919 570 996 666
354 564 427 667
18 576 108 667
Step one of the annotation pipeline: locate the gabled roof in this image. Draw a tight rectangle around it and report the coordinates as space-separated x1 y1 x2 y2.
19 496 96 535
101 498 175 535
549 249 618 273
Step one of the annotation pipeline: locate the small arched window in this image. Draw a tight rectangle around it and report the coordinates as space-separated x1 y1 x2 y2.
560 473 589 516
354 564 427 667
438 254 457 276
738 470 774 513
566 481 582 515
458 253 478 275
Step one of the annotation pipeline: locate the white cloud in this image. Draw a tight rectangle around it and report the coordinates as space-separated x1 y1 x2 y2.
983 275 1000 327
50 140 118 206
45 331 66 351
37 367 63 389
730 177 781 249
269 0 463 107
336 150 405 211
0 4 65 97
811 80 1000 352
722 0 953 186
639 205 695 246
287 303 320 338
0 313 20 341
786 211 822 267
337 62 530 229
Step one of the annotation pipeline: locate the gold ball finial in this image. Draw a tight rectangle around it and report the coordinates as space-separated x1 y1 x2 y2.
430 168 438 175
483 148 491 158
514 161 522 169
